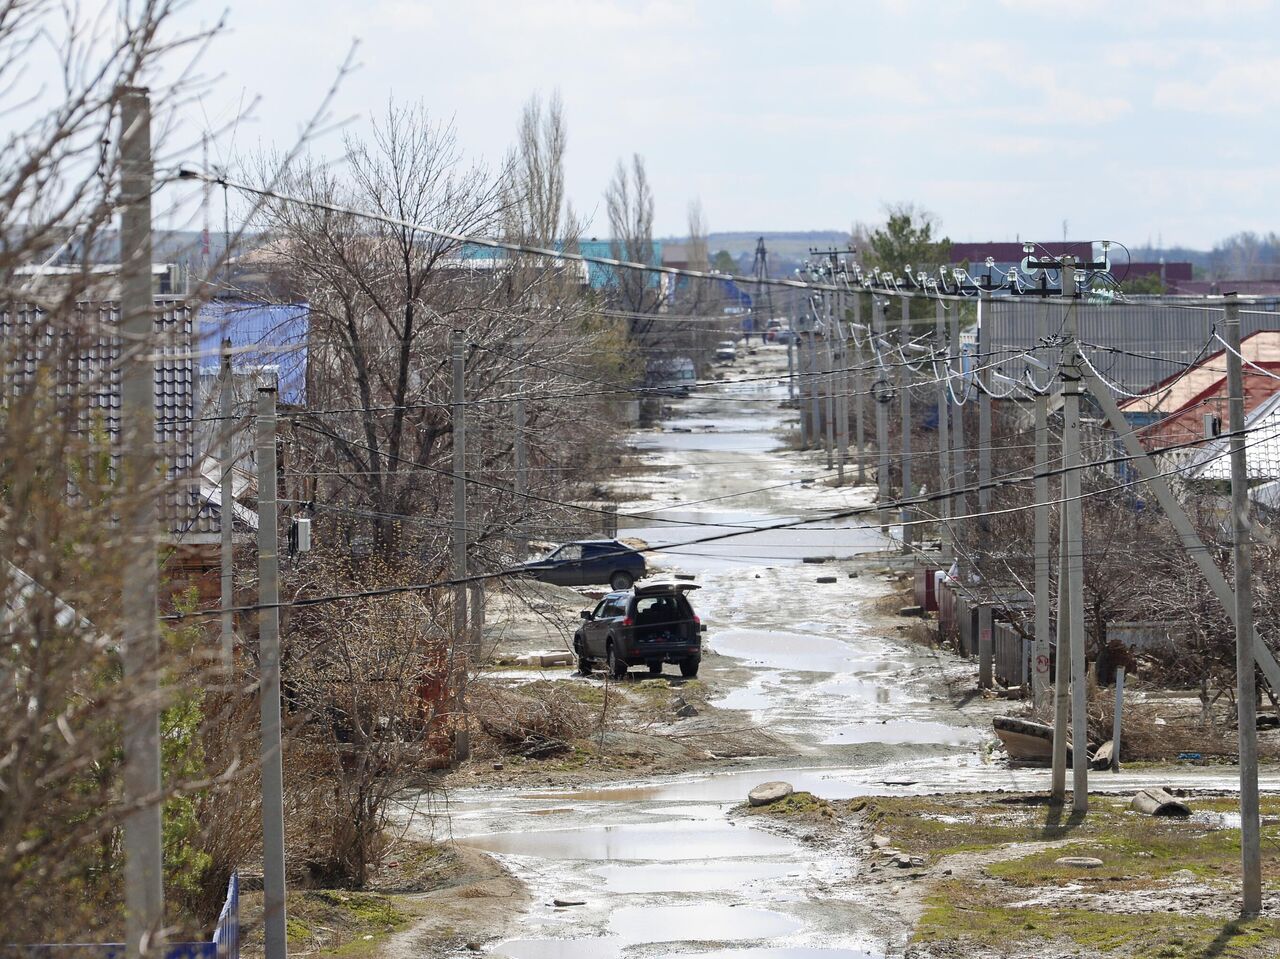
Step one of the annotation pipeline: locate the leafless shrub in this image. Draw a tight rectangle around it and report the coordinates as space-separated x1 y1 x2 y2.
469 680 594 755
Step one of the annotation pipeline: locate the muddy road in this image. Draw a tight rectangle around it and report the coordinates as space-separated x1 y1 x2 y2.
409 345 1276 959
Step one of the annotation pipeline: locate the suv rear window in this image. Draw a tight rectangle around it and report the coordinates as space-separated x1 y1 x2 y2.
632 594 691 624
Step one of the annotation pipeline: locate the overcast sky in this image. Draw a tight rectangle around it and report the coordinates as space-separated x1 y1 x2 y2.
176 0 1280 249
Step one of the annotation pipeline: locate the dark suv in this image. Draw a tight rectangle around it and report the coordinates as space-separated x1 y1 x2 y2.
519 539 645 591
574 582 705 679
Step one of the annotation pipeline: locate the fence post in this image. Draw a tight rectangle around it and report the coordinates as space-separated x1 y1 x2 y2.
1111 667 1125 772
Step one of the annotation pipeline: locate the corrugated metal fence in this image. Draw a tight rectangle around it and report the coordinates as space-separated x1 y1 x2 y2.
10 873 238 959
986 297 1280 396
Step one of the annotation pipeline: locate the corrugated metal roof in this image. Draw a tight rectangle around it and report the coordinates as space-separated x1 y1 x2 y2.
2 299 210 538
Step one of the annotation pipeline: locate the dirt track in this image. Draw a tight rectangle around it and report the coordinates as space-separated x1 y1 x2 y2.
392 344 1280 959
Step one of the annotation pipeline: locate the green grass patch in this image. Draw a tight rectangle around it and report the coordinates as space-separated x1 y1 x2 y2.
915 880 1280 957
744 791 835 819
281 889 410 957
849 794 1280 864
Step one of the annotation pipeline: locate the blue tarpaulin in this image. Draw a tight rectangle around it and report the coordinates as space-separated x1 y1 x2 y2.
198 300 308 405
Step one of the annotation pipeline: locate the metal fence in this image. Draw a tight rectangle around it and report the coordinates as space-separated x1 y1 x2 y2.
985 297 1280 396
9 873 238 959
211 873 239 959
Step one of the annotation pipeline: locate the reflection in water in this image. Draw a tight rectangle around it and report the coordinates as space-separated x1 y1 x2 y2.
607 904 804 944
822 719 979 747
667 950 880 959
592 859 799 894
713 629 881 674
489 939 621 959
460 819 796 861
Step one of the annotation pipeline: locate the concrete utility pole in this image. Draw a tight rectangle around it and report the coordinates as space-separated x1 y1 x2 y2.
874 298 890 533
1224 292 1263 914
219 339 235 674
833 294 849 484
976 291 994 689
852 293 867 485
826 339 835 468
1059 257 1089 812
935 300 951 563
1050 508 1070 804
977 292 992 561
1033 310 1052 711
119 85 164 959
787 331 797 403
256 387 288 959
900 297 913 554
950 300 968 565
809 321 824 460
512 335 528 559
451 330 469 761
823 309 836 472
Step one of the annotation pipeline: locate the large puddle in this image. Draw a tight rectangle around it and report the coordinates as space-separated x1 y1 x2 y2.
619 510 881 574
460 819 797 861
592 859 800 893
632 431 785 453
607 903 804 943
822 719 980 746
712 628 880 674
666 950 879 959
490 939 622 959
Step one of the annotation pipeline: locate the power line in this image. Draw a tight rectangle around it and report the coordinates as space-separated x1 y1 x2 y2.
161 421 1268 622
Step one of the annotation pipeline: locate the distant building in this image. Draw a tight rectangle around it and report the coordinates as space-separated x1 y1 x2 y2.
578 238 664 295
660 242 753 312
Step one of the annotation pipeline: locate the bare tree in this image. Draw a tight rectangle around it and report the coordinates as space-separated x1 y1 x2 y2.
605 153 661 340
0 0 270 943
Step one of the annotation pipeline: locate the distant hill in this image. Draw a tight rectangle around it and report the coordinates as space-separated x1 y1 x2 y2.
658 230 850 259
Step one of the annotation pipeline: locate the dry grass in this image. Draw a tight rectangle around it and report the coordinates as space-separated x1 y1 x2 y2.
1088 691 1280 762
469 679 596 755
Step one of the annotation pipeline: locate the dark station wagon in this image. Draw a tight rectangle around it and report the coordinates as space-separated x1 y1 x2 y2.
519 539 646 591
574 582 705 679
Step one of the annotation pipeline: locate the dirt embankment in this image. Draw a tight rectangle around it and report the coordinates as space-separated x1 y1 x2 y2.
237 839 526 959
746 789 1280 958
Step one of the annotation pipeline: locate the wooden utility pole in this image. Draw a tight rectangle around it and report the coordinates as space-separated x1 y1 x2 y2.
1224 292 1263 914
256 387 288 959
119 85 164 959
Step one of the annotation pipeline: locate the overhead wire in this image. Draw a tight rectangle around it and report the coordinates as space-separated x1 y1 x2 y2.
161 419 1272 623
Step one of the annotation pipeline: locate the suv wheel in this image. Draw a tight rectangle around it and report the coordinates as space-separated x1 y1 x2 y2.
607 642 628 680
609 570 634 591
574 636 592 675
679 657 700 679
